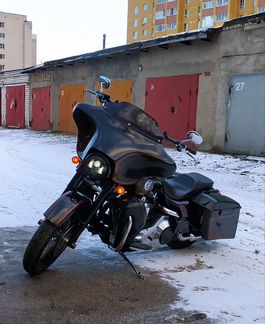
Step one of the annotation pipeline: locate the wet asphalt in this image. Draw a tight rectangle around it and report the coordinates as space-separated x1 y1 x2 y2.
0 227 214 324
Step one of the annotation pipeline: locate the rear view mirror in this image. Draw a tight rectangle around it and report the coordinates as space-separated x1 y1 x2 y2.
99 76 111 90
187 131 203 145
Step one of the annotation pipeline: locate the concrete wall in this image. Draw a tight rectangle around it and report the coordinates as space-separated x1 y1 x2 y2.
28 19 265 154
213 22 265 152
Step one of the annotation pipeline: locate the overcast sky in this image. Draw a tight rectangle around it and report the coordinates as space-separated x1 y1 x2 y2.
1 0 128 63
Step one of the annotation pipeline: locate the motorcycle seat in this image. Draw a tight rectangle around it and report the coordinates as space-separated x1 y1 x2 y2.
163 172 213 201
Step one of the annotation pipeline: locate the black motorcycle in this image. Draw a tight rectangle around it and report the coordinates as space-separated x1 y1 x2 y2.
23 76 241 277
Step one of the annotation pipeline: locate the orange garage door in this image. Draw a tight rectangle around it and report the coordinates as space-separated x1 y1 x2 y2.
97 80 132 104
59 84 84 133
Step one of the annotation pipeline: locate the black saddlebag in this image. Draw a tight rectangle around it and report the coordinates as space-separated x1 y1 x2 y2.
192 192 240 240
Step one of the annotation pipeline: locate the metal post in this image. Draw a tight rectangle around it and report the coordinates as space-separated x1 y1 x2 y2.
103 34 106 49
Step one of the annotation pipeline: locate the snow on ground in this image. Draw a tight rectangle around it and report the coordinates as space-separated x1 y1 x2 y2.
0 128 264 323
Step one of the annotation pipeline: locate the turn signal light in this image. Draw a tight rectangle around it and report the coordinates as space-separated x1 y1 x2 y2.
72 156 80 164
116 186 126 195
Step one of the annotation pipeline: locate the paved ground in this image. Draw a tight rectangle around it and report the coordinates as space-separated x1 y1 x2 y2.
0 227 213 324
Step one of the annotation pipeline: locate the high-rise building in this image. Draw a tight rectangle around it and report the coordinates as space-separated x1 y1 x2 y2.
0 11 37 71
127 0 265 43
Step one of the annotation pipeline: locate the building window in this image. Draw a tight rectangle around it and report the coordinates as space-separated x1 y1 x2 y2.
0 54 5 59
202 15 214 27
0 33 5 38
134 6 139 15
184 9 189 17
184 23 189 31
217 0 228 6
168 0 176 2
203 1 215 9
155 24 165 32
167 22 177 29
167 8 177 16
134 19 138 28
216 12 228 21
0 43 4 49
142 17 148 24
240 0 245 8
142 30 147 37
144 4 148 11
133 31 138 39
156 0 166 4
0 65 5 71
259 6 265 13
156 10 166 19
0 22 4 28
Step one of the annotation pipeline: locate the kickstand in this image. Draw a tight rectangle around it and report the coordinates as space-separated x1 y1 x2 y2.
119 251 144 279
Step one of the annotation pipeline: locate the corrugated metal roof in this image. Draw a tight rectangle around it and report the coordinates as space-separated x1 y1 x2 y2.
23 29 216 73
14 11 265 74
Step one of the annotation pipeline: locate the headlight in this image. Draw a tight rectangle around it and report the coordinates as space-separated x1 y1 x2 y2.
86 155 109 179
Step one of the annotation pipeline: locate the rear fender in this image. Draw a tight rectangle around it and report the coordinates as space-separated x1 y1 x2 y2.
44 191 91 226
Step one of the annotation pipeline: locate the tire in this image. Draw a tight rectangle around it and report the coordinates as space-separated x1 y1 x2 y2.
167 236 195 249
23 220 76 275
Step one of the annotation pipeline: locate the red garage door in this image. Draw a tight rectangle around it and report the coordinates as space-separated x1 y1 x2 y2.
6 85 25 128
145 74 199 140
0 90 1 125
32 87 51 131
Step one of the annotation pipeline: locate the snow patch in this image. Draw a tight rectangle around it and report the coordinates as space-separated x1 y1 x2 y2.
0 128 264 323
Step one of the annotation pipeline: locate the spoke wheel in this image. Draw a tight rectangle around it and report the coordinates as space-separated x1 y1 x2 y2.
23 220 77 275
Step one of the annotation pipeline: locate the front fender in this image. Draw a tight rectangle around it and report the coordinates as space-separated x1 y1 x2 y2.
44 191 90 226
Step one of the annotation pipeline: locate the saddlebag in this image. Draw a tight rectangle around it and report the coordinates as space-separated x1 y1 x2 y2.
192 192 241 240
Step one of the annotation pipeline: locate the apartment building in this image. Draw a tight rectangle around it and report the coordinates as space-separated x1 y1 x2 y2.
0 11 37 71
127 0 265 43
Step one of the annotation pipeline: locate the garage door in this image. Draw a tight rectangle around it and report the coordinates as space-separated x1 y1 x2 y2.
32 87 51 131
145 74 199 140
58 84 84 133
6 85 25 128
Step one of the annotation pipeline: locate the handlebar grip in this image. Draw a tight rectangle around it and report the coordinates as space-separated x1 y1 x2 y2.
186 146 197 155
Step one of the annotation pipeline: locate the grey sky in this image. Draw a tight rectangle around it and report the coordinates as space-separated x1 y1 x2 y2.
1 0 128 63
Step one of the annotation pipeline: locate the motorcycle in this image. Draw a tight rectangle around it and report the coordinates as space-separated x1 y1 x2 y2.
23 76 241 277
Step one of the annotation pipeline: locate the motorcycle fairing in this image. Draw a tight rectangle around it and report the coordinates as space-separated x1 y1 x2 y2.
73 102 176 183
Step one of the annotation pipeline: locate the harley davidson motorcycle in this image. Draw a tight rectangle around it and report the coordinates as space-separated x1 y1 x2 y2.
23 76 240 277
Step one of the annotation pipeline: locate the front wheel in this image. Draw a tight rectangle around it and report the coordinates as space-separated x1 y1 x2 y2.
23 220 77 275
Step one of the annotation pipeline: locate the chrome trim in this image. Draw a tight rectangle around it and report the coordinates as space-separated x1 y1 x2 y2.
162 207 180 218
177 233 201 242
131 216 170 250
116 216 133 251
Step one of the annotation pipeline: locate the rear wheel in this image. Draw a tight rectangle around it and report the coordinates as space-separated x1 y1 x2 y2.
23 220 77 275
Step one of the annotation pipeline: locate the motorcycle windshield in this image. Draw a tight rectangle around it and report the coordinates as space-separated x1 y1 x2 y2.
73 102 174 166
105 101 164 142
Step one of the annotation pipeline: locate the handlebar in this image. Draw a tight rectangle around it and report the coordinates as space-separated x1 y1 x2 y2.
85 89 111 105
163 131 197 156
